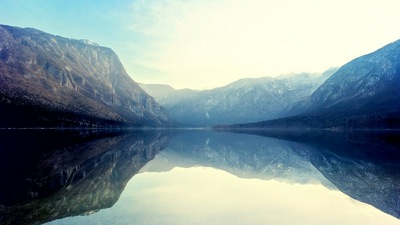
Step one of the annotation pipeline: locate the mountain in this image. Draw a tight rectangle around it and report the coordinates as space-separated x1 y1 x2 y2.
0 24 170 128
0 129 171 225
223 40 400 129
138 83 176 101
141 69 336 127
138 83 198 108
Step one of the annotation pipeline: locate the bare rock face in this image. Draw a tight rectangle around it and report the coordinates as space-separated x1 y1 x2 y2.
0 24 170 127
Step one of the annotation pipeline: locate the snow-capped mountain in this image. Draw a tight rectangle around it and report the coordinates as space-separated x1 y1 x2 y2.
226 40 400 129
0 25 171 127
142 68 336 126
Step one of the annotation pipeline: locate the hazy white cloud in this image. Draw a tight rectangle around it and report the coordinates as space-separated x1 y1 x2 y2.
124 0 400 89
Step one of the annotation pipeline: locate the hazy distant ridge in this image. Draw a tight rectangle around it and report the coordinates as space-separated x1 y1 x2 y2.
141 69 337 126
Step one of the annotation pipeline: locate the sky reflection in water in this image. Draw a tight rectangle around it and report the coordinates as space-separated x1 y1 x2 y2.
47 159 400 225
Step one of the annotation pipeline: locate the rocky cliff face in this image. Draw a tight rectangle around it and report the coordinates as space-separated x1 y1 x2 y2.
0 25 170 127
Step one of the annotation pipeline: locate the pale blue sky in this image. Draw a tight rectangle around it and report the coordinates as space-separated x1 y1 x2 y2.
2 0 400 89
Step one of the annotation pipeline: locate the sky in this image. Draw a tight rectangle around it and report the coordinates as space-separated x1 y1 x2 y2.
1 0 400 89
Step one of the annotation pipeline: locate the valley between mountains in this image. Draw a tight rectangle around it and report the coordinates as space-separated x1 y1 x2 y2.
1 24 399 129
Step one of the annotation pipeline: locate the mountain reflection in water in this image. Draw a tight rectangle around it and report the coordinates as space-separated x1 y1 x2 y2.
1 129 400 224
0 129 170 225
226 129 400 219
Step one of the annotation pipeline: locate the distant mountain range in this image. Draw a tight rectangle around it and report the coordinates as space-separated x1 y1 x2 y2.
139 83 199 109
140 68 337 126
0 24 171 128
215 40 400 129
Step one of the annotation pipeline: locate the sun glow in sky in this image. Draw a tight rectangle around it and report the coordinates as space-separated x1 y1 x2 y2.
2 0 400 89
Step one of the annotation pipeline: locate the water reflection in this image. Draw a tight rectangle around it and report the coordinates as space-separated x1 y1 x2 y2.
0 129 171 225
53 167 397 225
1 129 400 224
144 131 334 187
226 129 400 219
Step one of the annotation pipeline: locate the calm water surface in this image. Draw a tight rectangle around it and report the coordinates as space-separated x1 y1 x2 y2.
1 129 400 225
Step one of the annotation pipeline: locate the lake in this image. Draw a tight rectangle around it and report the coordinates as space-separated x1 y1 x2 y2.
1 129 400 225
